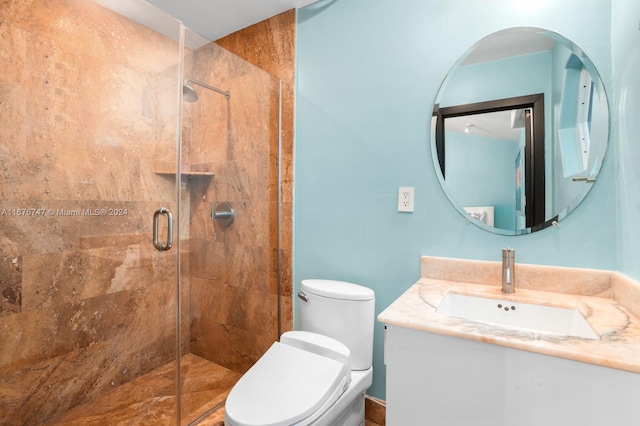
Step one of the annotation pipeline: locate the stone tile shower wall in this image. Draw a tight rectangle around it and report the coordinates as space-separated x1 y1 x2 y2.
0 1 188 423
0 0 291 422
215 9 296 341
185 42 282 373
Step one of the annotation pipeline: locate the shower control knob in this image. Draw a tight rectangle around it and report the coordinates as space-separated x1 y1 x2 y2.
211 202 235 227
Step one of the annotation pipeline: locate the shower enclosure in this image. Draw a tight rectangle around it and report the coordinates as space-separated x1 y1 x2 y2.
0 1 282 424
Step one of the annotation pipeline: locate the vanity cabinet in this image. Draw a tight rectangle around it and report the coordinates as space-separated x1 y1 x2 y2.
384 325 640 426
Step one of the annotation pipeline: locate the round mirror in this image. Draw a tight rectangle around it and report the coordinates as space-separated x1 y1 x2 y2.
431 27 609 235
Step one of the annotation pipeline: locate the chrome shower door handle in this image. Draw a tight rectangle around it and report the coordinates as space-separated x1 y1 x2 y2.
153 207 173 251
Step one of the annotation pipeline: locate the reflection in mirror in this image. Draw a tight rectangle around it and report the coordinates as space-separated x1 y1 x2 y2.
431 27 609 235
434 94 546 230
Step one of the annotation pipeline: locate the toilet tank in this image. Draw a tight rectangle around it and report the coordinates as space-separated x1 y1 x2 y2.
298 279 375 370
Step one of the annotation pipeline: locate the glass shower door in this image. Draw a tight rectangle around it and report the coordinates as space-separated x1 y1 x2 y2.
0 1 184 424
176 26 284 424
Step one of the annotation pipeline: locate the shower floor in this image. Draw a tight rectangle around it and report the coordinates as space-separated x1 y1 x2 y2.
48 354 241 425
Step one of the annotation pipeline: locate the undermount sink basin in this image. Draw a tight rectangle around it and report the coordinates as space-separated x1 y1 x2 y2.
436 293 599 340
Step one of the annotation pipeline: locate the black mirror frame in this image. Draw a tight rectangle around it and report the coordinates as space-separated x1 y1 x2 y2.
433 93 549 230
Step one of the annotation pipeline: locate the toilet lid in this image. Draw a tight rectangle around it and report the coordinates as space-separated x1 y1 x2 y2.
301 279 374 301
225 341 349 426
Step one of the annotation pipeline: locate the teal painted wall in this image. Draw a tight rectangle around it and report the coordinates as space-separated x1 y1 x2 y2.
295 0 614 399
445 131 519 230
614 0 640 280
439 51 552 108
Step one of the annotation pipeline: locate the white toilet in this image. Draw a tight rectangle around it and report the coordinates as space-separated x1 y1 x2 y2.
224 279 375 426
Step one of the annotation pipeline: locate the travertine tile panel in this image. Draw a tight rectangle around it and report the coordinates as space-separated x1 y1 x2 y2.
2 2 296 423
215 11 296 321
48 354 239 426
0 0 184 421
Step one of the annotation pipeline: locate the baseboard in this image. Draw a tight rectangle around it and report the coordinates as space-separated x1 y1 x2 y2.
365 395 386 425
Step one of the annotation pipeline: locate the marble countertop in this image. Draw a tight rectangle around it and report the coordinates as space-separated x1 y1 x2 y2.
378 256 640 374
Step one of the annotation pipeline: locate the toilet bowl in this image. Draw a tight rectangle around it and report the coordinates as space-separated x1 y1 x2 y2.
224 280 375 426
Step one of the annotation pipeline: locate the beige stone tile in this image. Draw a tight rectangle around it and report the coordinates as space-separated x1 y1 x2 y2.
1 1 294 422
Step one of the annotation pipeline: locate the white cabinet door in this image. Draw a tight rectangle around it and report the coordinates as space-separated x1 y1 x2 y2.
384 325 640 426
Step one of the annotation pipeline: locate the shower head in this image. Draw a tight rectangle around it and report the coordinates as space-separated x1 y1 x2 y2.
183 83 199 102
182 78 231 102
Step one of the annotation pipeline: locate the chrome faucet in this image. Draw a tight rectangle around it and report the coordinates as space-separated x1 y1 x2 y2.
502 247 515 293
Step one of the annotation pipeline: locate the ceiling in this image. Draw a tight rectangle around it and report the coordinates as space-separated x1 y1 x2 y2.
461 30 555 67
446 110 526 142
97 0 321 47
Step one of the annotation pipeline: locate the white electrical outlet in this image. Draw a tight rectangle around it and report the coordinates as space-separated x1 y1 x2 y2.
398 187 414 212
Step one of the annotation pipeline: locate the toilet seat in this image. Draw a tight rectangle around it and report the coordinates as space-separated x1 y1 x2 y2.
224 340 350 426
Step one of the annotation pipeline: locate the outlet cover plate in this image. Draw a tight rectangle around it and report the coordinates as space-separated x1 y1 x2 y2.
398 187 414 212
